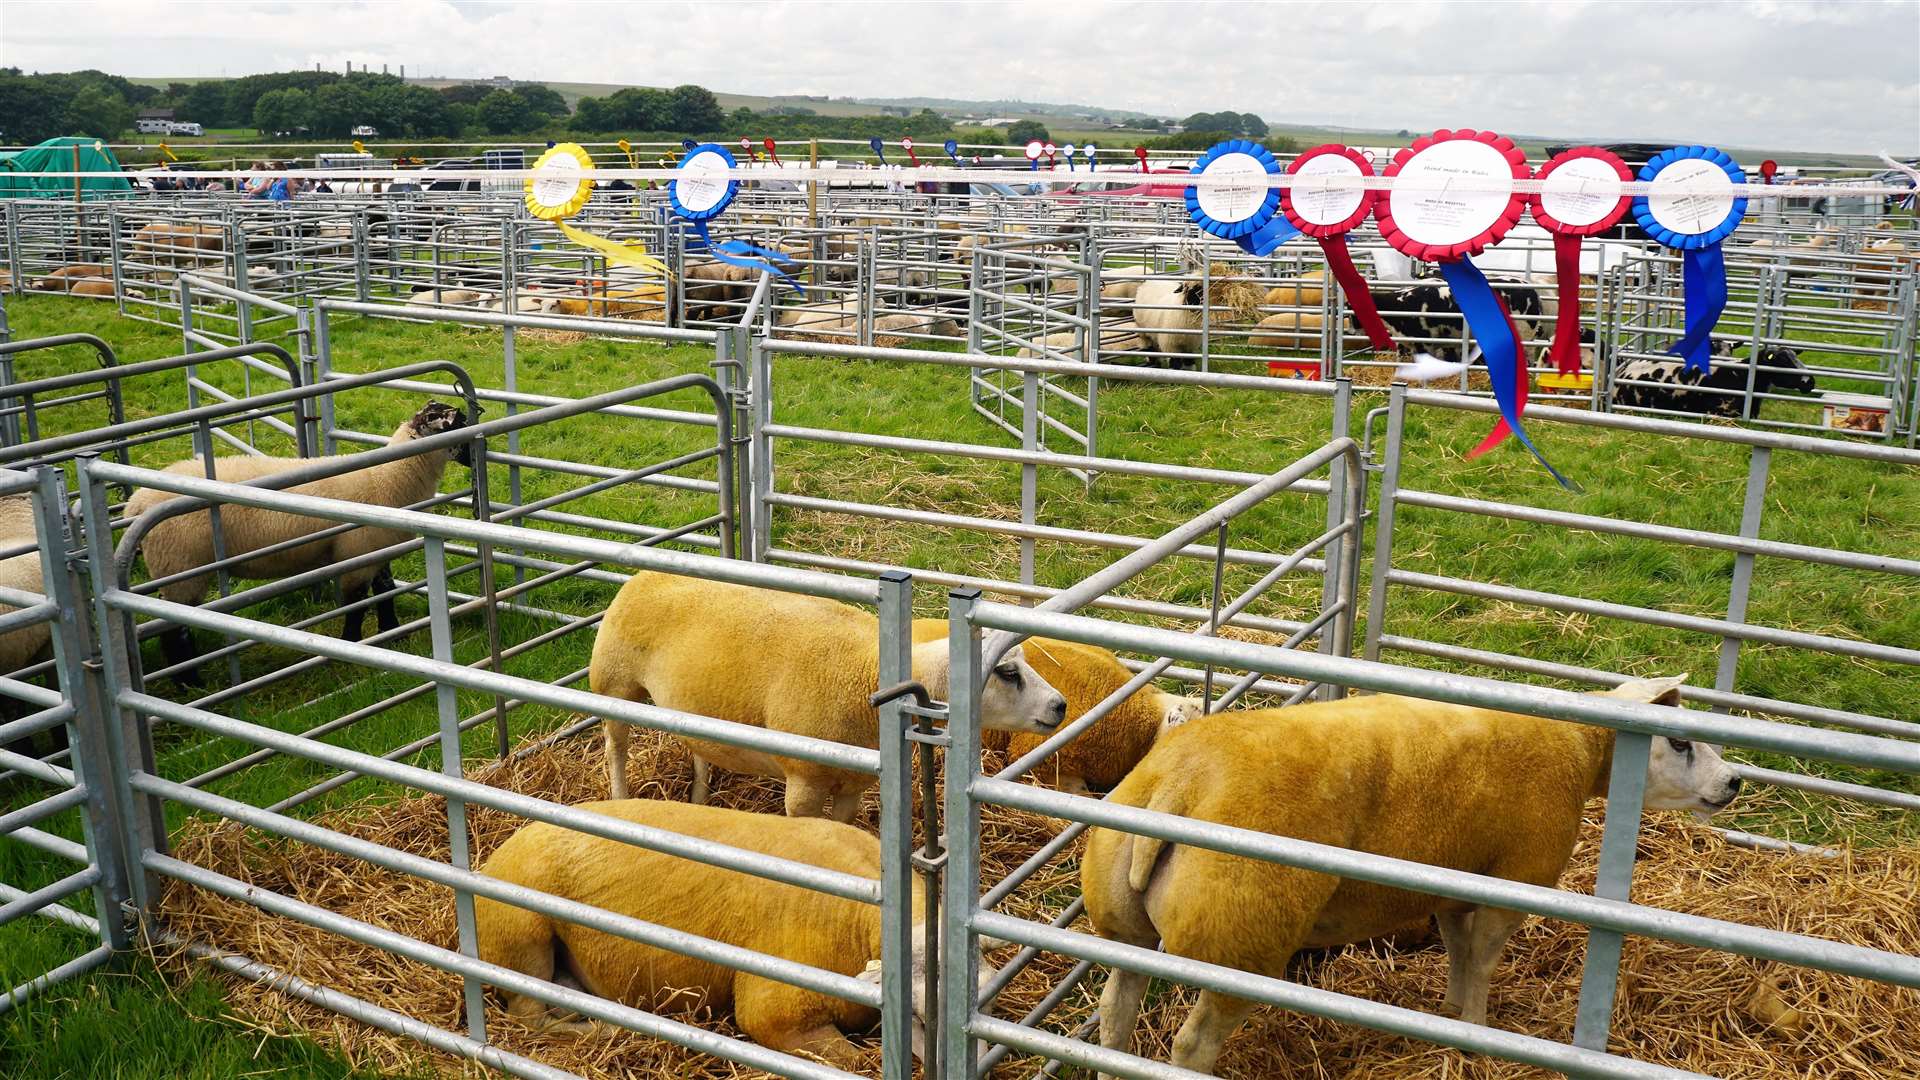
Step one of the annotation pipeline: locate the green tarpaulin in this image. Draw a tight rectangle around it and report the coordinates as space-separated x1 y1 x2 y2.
0 136 133 200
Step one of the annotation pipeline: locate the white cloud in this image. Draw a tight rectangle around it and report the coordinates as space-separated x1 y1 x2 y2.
2 0 1914 153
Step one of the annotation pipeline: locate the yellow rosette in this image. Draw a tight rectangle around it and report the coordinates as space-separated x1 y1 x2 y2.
524 142 669 276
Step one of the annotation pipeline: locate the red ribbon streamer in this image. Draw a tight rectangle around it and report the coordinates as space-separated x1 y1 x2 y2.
1467 293 1531 458
1549 233 1585 375
1319 235 1395 352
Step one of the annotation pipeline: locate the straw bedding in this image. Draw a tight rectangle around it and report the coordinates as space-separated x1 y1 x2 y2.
156 725 1918 1079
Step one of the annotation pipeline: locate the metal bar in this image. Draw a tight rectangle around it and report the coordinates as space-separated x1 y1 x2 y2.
123 692 881 903
136 774 881 1008
144 854 863 1080
971 914 1708 1080
973 605 1920 774
1386 568 1920 668
0 944 115 1018
0 867 102 928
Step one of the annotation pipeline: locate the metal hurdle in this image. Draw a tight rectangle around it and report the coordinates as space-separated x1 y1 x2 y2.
1364 385 1920 851
70 455 922 1080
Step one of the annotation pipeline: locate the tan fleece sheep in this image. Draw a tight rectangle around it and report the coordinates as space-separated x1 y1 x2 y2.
124 401 472 680
1082 675 1742 1076
32 265 109 292
477 798 986 1063
912 621 1198 792
0 496 51 675
683 260 756 321
590 570 1067 820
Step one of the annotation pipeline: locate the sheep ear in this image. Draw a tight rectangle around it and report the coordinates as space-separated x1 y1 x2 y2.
1607 674 1688 707
1162 695 1202 731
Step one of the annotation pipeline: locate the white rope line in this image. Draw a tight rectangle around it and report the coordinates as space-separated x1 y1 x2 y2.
34 164 1915 199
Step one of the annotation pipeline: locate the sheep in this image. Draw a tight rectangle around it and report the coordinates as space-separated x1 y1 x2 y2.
590 570 1067 820
130 221 223 268
911 622 1199 793
1082 675 1742 1076
1130 267 1265 370
682 260 756 321
871 313 959 347
63 277 116 299
776 296 860 336
1263 268 1326 309
475 798 995 1062
407 285 495 307
1248 310 1324 351
553 284 667 321
0 496 59 763
32 265 109 292
124 401 473 681
1098 267 1155 305
1611 340 1814 418
1363 281 1548 364
1015 327 1147 362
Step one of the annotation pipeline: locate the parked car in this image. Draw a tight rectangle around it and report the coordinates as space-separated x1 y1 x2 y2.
351 125 379 138
1050 168 1192 202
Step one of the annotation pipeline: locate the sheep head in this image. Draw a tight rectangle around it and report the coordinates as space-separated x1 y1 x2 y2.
408 401 476 467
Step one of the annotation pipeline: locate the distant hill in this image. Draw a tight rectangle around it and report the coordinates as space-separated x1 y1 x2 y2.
126 75 1891 166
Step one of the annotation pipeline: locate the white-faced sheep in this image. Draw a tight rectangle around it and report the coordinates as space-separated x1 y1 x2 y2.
683 260 757 321
912 622 1198 793
1083 675 1741 1076
589 570 1067 820
124 401 473 682
476 798 995 1063
0 497 57 761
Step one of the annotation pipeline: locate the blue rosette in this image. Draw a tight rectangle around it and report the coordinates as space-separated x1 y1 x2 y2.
670 143 801 294
1183 139 1301 257
1633 145 1746 373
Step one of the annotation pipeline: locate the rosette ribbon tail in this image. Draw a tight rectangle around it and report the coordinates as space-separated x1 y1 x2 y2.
1671 245 1726 374
1234 215 1302 257
554 221 671 278
1435 258 1577 490
690 222 804 295
1320 234 1395 352
1549 233 1586 374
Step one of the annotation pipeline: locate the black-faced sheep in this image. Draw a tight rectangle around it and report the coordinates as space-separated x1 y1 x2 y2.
476 798 993 1063
1611 340 1814 418
124 401 473 681
1130 268 1265 370
1082 675 1741 1076
589 570 1067 820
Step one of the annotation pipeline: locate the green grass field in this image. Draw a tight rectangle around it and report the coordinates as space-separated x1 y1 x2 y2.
0 291 1914 1078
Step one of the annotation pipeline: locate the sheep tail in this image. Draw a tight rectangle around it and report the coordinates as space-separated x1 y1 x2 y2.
1126 785 1188 894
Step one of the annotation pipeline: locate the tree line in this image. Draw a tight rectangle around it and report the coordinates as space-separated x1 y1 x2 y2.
0 67 1287 156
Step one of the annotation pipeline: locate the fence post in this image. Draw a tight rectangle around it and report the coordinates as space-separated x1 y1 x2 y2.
422 537 487 1043
1571 730 1652 1051
1319 377 1354 690
1713 446 1771 707
1020 366 1038 592
36 466 132 952
1362 384 1408 664
73 454 166 933
747 337 774 561
941 588 985 1078
874 571 917 1080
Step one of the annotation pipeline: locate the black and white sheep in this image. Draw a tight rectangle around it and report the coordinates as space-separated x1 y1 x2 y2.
1611 340 1814 418
125 401 474 681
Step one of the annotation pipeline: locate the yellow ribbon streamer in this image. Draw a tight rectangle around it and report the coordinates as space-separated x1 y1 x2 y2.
157 142 178 162
555 220 671 275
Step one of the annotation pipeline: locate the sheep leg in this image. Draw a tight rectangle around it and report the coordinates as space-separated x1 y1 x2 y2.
1168 989 1258 1075
735 975 863 1068
689 754 711 805
605 722 631 799
826 787 864 824
160 627 205 688
1439 905 1526 1025
372 566 399 633
783 773 836 818
1095 967 1153 1073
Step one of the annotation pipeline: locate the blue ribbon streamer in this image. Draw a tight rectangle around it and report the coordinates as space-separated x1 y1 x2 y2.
1235 215 1303 256
1435 259 1576 490
689 221 804 295
1672 246 1726 374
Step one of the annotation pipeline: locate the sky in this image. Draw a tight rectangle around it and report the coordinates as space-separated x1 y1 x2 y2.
2 0 1916 155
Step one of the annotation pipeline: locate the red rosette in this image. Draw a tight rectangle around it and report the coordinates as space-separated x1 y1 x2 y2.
1281 143 1377 238
1376 129 1530 262
1529 146 1631 237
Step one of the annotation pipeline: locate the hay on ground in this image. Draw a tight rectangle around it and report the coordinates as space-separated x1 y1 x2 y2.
156 727 1920 1079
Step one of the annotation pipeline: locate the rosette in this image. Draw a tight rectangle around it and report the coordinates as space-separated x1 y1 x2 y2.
523 142 669 275
1280 143 1394 352
1632 146 1747 374
1183 139 1302 257
670 143 801 293
1529 147 1632 375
